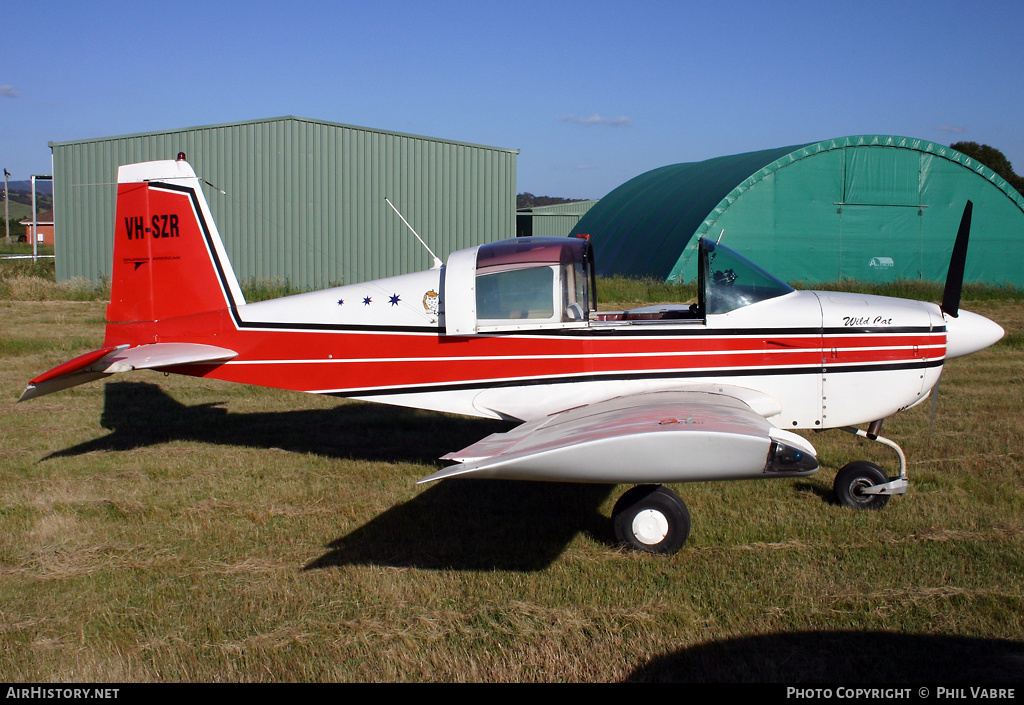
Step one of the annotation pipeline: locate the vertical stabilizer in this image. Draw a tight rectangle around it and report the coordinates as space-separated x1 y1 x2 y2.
107 157 245 323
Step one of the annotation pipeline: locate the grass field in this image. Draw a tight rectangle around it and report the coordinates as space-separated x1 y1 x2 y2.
1 280 1023 682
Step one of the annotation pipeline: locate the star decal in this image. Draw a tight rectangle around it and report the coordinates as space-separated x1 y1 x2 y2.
362 296 372 306
389 294 401 306
337 299 344 306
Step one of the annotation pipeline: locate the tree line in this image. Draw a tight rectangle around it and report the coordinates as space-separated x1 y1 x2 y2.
516 193 587 209
950 141 1024 195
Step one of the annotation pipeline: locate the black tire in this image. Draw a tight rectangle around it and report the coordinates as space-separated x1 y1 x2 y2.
612 485 691 554
834 461 891 510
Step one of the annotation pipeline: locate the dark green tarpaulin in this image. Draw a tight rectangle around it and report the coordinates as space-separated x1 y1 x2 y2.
571 136 1024 286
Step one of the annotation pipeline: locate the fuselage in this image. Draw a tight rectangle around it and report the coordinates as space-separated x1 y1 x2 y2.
103 266 995 431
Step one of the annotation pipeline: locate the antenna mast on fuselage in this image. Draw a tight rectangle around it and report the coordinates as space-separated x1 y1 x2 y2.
385 197 443 269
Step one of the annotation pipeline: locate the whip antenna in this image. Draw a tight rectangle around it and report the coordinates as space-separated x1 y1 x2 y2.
385 198 443 269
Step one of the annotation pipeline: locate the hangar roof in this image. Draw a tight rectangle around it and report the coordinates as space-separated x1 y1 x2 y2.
570 143 806 279
571 136 1024 285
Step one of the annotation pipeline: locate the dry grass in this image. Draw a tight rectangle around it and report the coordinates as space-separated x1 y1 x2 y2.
1 297 1022 682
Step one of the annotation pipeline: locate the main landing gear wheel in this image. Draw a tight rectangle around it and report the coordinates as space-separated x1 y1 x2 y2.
612 485 691 554
834 461 891 511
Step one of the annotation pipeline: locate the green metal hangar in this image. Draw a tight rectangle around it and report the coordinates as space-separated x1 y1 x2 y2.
50 116 519 288
570 135 1024 286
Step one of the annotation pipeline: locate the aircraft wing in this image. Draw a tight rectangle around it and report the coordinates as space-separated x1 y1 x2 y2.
420 389 818 485
20 343 237 401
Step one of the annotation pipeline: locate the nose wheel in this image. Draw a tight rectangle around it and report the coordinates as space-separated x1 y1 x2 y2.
612 485 691 554
834 461 891 510
834 425 910 509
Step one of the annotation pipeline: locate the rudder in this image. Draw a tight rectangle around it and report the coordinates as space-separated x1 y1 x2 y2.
107 156 244 323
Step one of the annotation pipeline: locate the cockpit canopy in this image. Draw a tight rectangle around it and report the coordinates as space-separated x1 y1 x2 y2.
443 235 792 335
699 238 794 315
475 237 596 328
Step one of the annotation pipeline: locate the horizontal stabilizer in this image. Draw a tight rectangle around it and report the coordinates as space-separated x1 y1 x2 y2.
20 343 237 401
421 391 817 485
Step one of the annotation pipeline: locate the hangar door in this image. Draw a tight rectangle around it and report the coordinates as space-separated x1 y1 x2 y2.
835 147 924 282
837 206 923 282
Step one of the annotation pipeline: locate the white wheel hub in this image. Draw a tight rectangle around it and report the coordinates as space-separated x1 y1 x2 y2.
632 509 670 545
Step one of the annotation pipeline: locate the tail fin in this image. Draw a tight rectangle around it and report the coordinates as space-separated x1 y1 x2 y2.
108 156 245 323
20 157 243 401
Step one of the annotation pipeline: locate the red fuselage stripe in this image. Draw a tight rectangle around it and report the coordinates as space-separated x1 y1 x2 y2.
107 311 946 394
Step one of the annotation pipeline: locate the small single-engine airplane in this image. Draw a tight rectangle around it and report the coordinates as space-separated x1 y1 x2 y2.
22 156 1004 554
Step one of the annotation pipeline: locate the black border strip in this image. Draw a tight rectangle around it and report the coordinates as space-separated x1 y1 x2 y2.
230 322 942 337
148 181 246 327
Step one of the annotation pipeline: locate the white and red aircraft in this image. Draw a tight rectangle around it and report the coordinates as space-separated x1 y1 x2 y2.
21 156 1004 554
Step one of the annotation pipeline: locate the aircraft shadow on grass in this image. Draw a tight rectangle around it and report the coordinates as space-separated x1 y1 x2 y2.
625 630 1024 683
45 381 615 571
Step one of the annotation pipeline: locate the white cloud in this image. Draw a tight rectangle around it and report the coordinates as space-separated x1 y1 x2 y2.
936 125 966 134
558 113 632 128
0 85 21 98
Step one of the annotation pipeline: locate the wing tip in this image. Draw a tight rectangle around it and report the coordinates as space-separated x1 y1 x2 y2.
418 464 478 484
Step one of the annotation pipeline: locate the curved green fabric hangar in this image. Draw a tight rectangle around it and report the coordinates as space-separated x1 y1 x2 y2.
570 136 1024 286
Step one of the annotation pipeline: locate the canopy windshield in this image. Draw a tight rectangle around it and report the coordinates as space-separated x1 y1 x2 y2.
700 238 794 315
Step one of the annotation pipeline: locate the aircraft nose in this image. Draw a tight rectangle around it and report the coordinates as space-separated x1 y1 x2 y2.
944 309 1004 359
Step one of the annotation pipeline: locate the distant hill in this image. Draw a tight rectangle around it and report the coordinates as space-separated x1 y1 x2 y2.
7 180 53 194
4 201 35 222
517 193 588 209
3 182 52 224
4 186 53 216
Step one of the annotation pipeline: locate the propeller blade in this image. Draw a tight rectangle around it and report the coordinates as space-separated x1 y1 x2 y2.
941 201 973 318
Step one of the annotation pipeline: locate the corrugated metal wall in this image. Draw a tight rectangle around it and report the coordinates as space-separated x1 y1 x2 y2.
516 200 598 238
51 116 519 288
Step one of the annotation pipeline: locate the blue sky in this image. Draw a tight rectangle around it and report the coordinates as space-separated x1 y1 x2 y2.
4 0 1023 199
